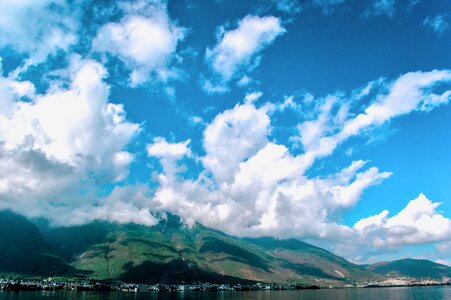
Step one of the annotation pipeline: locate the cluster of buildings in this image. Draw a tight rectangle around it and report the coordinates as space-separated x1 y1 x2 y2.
360 277 451 288
0 278 319 292
0 277 449 292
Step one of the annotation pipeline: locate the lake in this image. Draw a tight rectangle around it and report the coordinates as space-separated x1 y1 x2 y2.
0 287 450 300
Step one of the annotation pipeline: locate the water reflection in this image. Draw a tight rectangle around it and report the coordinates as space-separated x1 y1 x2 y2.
0 287 450 300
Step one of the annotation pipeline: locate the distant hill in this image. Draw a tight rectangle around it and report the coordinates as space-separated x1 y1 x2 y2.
0 210 447 285
0 210 70 276
368 259 451 280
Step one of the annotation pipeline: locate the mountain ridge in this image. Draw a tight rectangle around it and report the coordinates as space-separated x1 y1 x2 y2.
1 210 449 285
368 258 451 280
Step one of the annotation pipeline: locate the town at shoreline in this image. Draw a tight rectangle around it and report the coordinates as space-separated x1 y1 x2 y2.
1 277 450 293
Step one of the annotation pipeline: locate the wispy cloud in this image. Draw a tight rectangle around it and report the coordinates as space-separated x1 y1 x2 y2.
272 0 302 14
364 0 396 18
312 0 346 14
0 0 78 73
423 14 449 36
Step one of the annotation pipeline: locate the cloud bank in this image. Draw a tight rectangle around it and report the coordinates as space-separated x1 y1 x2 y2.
0 57 140 222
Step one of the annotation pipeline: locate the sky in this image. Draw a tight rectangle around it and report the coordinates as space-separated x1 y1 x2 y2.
0 0 450 265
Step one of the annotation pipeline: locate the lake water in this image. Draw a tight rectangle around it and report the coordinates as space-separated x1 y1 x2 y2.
0 287 450 300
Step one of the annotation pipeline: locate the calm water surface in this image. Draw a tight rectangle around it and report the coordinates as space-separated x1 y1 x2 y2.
0 287 450 300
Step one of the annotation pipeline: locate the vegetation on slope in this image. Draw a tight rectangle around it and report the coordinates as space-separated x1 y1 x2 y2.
368 259 451 280
42 215 377 284
0 211 70 275
1 211 447 284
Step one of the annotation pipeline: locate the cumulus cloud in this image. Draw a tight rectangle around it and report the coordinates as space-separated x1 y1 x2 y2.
17 68 446 249
202 98 271 182
147 137 192 159
0 57 140 219
0 0 78 71
139 70 451 261
93 0 185 86
354 194 451 246
145 96 392 240
203 15 285 93
147 137 192 176
0 31 450 263
1 60 448 262
423 14 449 36
47 185 158 227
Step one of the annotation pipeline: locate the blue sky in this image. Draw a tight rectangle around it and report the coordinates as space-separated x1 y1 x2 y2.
0 0 450 264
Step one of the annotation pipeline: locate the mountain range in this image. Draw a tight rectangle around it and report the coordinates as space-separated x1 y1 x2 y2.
1 210 450 285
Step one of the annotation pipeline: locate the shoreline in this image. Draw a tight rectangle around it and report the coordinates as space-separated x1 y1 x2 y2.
1 279 450 293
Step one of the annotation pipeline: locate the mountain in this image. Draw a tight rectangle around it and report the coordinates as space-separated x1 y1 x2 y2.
0 210 447 285
0 210 70 276
368 259 451 280
38 214 378 285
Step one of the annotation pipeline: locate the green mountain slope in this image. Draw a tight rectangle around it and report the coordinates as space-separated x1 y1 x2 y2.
368 259 451 280
2 211 447 285
40 215 378 285
244 237 378 282
0 211 70 276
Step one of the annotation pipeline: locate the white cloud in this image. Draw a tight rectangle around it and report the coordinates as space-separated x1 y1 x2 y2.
0 0 78 71
423 14 449 36
236 75 253 87
296 70 451 169
204 15 285 93
52 185 158 227
93 1 185 86
147 137 192 177
202 99 271 182
144 97 391 241
0 40 449 265
0 65 446 263
354 194 451 247
201 79 230 94
147 137 191 159
354 210 390 231
0 57 140 219
330 166 392 208
139 70 451 261
275 95 300 112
